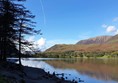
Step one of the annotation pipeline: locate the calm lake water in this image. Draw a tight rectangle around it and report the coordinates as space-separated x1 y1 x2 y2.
18 58 118 83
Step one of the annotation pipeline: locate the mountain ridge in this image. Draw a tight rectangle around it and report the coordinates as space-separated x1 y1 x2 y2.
76 35 112 44
46 34 118 52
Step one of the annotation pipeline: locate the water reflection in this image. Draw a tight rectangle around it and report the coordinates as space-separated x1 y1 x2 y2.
21 58 118 83
46 59 118 82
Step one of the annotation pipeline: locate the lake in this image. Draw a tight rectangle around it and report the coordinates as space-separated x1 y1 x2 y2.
18 58 118 83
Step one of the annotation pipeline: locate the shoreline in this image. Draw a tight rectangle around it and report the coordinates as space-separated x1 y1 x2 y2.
0 61 75 83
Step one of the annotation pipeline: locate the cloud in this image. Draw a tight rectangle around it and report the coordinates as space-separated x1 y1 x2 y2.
106 26 117 33
104 25 118 34
102 17 118 35
113 17 118 22
36 37 46 47
26 36 46 51
102 24 107 28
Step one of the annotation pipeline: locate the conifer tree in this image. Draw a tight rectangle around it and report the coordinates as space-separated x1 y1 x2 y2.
0 0 40 64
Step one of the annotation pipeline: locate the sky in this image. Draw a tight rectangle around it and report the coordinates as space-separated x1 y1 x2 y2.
22 0 118 51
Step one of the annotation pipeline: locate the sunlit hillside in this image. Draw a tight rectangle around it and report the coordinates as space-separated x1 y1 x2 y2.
46 35 118 52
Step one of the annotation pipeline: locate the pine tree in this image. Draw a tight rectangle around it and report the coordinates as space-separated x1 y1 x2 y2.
0 0 40 64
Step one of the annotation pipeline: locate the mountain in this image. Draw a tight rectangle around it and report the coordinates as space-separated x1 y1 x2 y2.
46 44 118 52
46 35 118 52
106 34 118 44
76 36 112 44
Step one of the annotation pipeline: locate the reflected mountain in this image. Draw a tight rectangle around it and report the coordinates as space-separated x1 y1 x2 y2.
45 59 118 82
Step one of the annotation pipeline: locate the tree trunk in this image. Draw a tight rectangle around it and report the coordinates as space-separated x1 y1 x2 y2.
19 27 22 66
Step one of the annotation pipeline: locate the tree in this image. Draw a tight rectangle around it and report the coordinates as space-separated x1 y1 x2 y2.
0 0 40 65
0 0 17 61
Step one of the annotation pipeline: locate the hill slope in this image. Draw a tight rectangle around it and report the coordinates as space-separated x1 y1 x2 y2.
76 36 112 44
46 35 118 52
106 34 118 43
46 44 118 52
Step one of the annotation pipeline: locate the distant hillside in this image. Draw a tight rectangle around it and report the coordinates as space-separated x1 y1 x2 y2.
46 44 118 52
76 36 112 44
46 35 118 52
106 34 118 44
